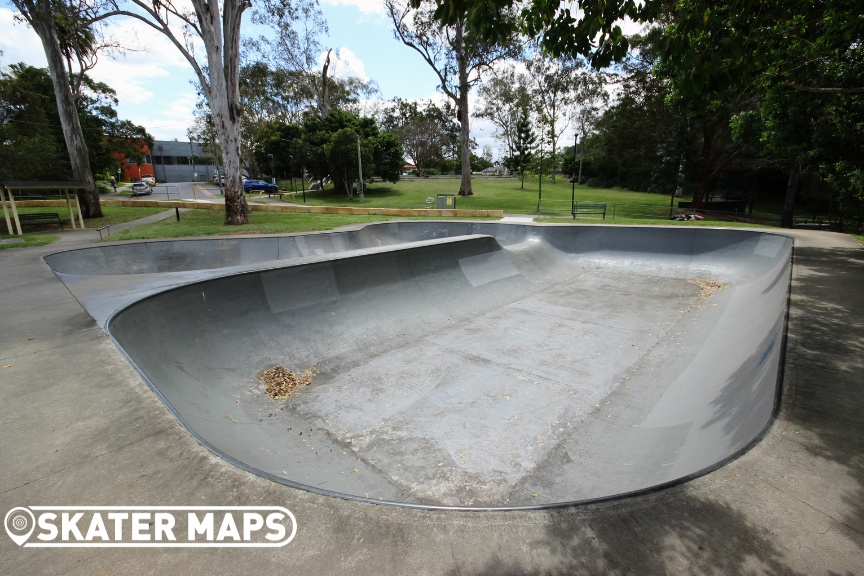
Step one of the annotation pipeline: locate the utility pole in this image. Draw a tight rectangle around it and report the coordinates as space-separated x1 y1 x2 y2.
571 132 577 213
190 140 196 182
357 135 365 203
536 141 543 213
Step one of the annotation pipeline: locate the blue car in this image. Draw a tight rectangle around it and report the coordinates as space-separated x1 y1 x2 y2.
243 179 279 193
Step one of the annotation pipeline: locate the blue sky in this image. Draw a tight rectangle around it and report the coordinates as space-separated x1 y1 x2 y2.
1 1 638 157
318 1 443 100
1 2 448 139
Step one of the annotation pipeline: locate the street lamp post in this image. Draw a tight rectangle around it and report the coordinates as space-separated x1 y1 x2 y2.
157 145 164 183
537 141 543 213
190 140 196 182
571 132 577 213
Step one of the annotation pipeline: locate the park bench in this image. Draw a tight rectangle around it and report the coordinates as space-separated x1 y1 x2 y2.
572 202 607 220
18 212 64 229
259 189 300 201
795 217 831 230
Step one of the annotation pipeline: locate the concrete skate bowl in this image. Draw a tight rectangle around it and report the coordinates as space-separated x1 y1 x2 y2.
49 223 793 509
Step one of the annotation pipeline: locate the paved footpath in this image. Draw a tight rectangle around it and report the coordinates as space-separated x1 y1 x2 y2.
0 227 862 575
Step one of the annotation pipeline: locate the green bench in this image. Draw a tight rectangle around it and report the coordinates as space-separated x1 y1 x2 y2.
18 213 64 229
572 202 607 220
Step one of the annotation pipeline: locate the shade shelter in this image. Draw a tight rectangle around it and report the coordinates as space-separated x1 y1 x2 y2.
0 181 88 235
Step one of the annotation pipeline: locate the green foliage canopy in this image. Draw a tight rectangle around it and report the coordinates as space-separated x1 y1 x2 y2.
0 63 152 181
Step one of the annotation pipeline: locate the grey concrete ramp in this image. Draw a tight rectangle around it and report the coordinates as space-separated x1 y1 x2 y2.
45 223 793 508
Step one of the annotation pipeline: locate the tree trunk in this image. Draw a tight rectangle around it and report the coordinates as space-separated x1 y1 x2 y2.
692 123 718 209
208 81 248 225
780 158 802 228
549 103 557 183
578 135 584 184
455 24 473 196
29 5 101 218
197 0 249 225
319 49 332 118
458 92 473 195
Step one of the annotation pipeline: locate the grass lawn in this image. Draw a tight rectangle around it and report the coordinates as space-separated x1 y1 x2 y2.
108 210 397 241
12 205 169 227
1 205 169 249
536 215 773 228
289 176 784 224
0 232 59 250
110 207 776 241
295 177 677 213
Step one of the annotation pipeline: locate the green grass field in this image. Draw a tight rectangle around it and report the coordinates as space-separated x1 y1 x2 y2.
0 233 59 250
286 176 781 220
108 211 396 241
10 205 169 227
1 205 169 249
292 177 677 212
1 176 793 245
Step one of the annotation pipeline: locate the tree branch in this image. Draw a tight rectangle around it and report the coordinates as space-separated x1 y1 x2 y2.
785 82 864 95
94 7 208 94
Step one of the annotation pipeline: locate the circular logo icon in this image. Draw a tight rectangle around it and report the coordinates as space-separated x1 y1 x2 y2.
4 507 36 546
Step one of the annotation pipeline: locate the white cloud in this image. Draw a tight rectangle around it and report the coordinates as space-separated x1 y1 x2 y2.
320 0 386 18
125 91 198 141
88 17 201 107
320 47 370 82
0 8 47 68
1 10 197 111
619 16 649 37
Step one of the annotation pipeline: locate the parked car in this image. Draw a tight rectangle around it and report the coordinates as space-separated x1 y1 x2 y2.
140 174 156 185
243 179 279 193
131 181 152 197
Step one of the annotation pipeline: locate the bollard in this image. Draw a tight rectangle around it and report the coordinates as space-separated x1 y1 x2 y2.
175 207 180 222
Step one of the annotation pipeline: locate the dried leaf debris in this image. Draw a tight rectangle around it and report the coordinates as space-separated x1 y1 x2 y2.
690 278 729 300
258 365 319 400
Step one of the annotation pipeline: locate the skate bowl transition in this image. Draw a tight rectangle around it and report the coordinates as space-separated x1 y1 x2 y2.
45 223 793 509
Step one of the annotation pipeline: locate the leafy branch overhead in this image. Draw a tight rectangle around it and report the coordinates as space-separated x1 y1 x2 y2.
410 0 653 67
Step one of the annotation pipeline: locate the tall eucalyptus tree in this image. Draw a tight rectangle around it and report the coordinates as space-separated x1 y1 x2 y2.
387 0 521 195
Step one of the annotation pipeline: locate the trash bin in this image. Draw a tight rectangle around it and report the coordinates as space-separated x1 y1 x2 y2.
435 194 456 209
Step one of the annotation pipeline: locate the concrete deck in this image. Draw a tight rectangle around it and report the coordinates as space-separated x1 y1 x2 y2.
1 224 863 574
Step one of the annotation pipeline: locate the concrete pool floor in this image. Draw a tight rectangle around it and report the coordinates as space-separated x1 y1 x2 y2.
1 224 863 574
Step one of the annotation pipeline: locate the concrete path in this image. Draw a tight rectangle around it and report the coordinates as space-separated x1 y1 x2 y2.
1 227 862 575
100 208 190 238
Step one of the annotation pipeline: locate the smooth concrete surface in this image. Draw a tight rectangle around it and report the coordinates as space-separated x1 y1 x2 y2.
48 224 792 508
1 224 862 574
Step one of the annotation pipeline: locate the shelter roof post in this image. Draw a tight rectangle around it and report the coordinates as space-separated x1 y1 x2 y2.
64 189 76 229
1 185 13 235
5 187 23 235
74 191 84 229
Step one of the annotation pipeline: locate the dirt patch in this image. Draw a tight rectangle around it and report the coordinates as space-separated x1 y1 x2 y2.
258 365 318 399
690 278 729 300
